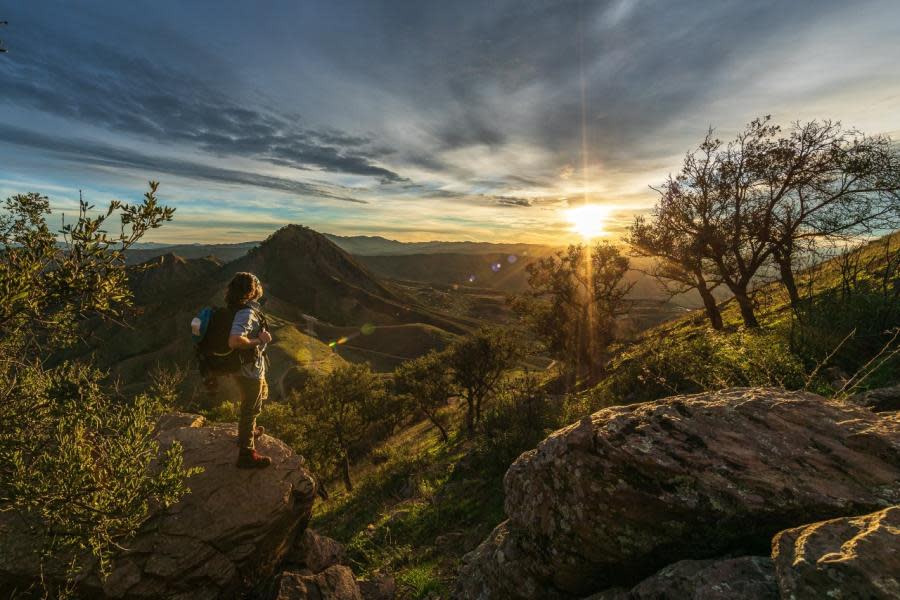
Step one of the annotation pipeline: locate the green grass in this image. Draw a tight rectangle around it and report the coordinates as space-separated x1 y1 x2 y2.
311 400 515 597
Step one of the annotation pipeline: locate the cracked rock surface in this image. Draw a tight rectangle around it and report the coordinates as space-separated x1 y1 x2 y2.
455 388 900 599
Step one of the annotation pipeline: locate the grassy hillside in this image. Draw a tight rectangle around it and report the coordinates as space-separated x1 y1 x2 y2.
309 232 899 599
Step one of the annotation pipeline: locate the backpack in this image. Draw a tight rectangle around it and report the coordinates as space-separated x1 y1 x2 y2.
192 304 266 377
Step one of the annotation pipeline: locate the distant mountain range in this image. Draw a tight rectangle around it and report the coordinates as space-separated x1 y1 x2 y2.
323 234 557 257
126 234 556 263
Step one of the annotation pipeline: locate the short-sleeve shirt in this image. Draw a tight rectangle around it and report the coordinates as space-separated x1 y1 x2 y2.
230 303 267 380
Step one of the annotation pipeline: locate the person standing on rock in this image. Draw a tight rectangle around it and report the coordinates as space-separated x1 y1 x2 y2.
226 272 274 469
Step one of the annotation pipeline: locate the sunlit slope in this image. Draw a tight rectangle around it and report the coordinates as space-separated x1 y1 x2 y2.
591 231 900 405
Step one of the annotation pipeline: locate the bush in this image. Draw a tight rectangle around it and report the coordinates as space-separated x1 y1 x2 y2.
587 328 808 412
0 183 196 586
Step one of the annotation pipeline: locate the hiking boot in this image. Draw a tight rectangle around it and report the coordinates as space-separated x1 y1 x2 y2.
237 449 272 469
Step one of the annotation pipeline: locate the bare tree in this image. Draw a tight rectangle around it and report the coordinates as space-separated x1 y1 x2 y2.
645 117 900 329
628 135 726 329
760 120 900 308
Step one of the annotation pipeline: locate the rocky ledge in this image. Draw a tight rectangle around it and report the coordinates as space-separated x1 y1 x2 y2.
1 413 318 599
455 388 900 599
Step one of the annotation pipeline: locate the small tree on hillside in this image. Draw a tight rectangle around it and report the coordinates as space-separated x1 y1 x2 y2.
448 327 522 433
393 351 453 442
292 363 385 491
0 183 196 585
518 242 632 383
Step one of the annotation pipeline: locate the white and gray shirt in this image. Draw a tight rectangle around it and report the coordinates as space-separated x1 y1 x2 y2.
230 303 267 380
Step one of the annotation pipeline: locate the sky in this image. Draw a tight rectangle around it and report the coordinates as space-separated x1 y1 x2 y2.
1 0 899 244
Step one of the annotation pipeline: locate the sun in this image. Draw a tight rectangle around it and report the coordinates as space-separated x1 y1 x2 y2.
564 204 611 240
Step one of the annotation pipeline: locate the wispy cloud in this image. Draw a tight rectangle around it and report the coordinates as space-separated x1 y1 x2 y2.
0 125 367 203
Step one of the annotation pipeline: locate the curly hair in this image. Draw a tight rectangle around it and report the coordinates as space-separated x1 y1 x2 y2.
226 272 263 307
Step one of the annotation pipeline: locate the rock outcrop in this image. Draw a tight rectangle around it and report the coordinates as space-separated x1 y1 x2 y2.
266 527 392 600
772 506 900 599
0 414 318 599
456 388 900 599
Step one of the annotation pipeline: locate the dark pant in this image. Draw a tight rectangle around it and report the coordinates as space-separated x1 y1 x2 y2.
235 375 268 451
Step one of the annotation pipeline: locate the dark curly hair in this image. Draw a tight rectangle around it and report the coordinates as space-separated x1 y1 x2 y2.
226 272 263 307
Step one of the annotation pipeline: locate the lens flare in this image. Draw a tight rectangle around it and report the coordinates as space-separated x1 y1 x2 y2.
565 204 611 239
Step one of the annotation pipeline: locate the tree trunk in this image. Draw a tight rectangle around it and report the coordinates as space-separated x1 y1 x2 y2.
341 450 353 492
776 256 801 309
423 409 449 442
696 281 724 330
731 286 760 328
464 397 475 434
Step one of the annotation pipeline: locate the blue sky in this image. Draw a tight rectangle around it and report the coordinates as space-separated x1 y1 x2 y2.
1 0 899 243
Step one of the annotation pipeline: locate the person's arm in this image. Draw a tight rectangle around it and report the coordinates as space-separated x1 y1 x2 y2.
228 308 273 350
228 329 272 350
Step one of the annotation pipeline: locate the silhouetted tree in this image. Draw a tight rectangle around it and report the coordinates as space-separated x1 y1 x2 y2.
518 242 632 383
759 120 900 308
639 117 900 328
629 132 725 328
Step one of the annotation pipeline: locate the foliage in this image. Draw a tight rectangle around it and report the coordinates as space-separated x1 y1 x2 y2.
517 242 631 382
0 359 196 577
0 182 195 588
284 363 387 491
447 327 523 433
393 351 453 442
480 371 563 455
0 183 174 345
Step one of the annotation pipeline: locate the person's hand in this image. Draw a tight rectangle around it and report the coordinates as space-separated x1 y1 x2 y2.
258 330 273 345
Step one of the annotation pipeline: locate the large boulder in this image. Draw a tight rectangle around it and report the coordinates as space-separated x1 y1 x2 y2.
772 506 900 599
585 556 777 599
0 414 318 599
456 388 900 599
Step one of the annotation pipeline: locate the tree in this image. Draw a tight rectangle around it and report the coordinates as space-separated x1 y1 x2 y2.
0 182 195 584
448 327 522 433
291 363 385 491
639 117 900 328
393 351 453 442
518 242 632 382
629 215 724 330
760 120 900 309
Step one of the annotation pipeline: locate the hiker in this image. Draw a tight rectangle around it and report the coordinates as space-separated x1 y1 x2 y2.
226 272 273 468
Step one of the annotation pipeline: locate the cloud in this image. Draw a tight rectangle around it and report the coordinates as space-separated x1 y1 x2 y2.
0 27 404 183
0 124 367 203
495 196 532 207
